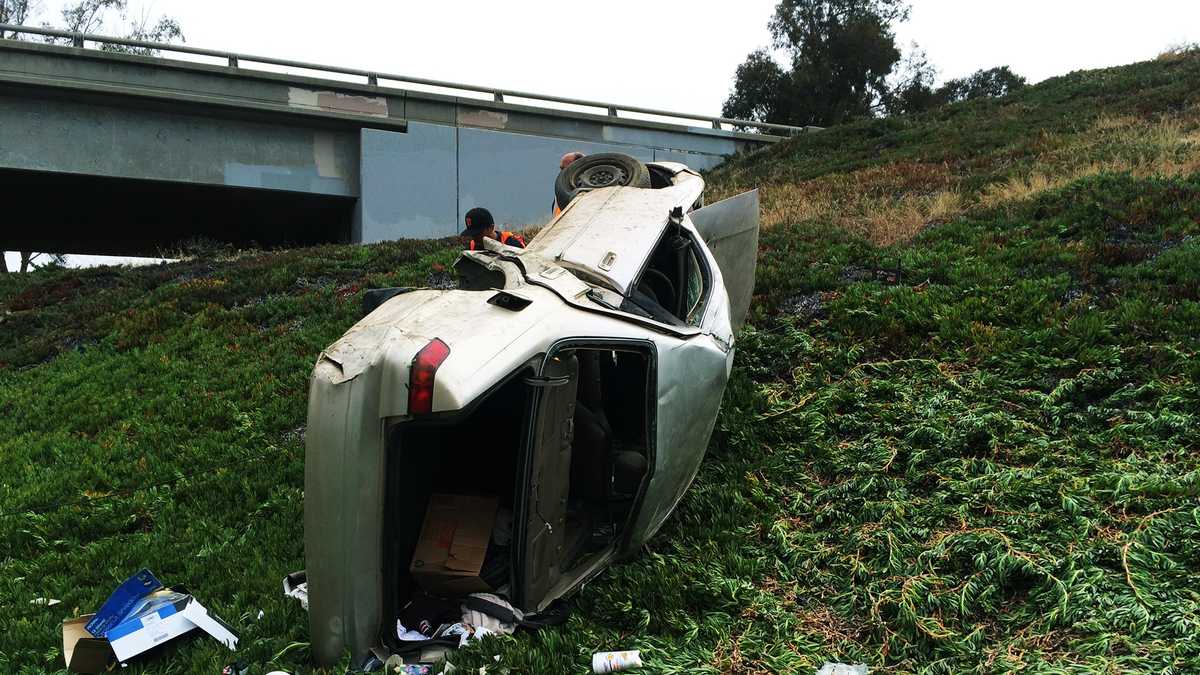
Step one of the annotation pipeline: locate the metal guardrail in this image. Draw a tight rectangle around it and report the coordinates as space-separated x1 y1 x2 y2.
0 22 812 136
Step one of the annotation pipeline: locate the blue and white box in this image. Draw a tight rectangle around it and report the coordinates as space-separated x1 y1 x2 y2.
62 569 237 673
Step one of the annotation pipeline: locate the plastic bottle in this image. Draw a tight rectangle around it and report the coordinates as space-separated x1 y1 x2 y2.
592 650 643 673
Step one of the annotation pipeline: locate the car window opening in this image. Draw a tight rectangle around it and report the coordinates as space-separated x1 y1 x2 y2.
621 224 710 327
381 348 652 627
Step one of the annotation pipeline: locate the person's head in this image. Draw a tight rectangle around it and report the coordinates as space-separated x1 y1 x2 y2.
559 151 585 171
462 207 497 248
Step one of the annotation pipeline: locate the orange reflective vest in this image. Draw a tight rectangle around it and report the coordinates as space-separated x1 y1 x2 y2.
468 231 525 250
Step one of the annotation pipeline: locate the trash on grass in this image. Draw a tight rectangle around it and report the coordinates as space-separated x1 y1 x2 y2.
816 663 868 675
396 620 428 641
283 570 308 611
461 593 520 636
592 650 643 673
31 597 62 606
61 568 238 673
383 656 434 675
439 622 496 648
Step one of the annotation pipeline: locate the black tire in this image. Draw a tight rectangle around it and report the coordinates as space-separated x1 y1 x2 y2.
554 153 651 209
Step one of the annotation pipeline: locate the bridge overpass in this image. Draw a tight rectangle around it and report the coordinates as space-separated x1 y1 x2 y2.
0 25 807 256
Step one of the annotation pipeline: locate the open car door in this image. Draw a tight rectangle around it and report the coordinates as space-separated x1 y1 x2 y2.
688 190 760 331
516 353 579 610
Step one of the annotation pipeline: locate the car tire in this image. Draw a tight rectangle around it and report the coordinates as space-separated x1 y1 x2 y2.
554 153 651 209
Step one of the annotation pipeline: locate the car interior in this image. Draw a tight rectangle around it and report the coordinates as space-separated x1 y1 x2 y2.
381 345 653 633
622 223 710 327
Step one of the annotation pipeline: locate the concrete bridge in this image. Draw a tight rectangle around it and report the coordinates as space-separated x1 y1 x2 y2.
0 25 805 256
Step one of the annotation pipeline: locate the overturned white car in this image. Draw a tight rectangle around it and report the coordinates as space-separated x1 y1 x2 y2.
304 154 759 665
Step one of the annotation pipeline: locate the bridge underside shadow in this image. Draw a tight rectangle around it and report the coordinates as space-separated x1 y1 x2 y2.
4 168 354 257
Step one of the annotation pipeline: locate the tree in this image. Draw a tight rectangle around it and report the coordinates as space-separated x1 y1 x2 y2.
887 65 1028 115
883 43 939 116
723 49 789 124
0 0 39 38
723 0 912 127
47 0 183 55
937 66 1027 104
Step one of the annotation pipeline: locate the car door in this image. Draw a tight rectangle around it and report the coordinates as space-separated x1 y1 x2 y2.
514 353 578 610
687 190 760 331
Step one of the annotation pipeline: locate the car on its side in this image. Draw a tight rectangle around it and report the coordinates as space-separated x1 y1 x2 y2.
304 153 759 666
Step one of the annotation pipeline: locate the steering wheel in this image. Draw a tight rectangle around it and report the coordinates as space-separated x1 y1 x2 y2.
639 269 676 310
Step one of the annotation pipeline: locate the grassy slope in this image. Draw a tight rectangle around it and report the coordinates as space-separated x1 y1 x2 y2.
2 54 1199 673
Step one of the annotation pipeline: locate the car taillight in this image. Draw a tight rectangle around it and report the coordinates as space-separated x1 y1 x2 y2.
408 338 450 416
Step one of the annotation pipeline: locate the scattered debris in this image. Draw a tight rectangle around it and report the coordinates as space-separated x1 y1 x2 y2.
396 620 428 641
283 570 309 611
461 593 520 636
779 292 824 321
385 654 434 674
30 597 61 606
280 425 307 446
356 653 386 672
816 663 868 675
222 662 250 675
592 650 643 673
62 569 237 673
840 265 900 284
425 267 458 290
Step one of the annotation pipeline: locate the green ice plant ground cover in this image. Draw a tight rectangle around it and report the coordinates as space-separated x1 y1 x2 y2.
2 56 1200 673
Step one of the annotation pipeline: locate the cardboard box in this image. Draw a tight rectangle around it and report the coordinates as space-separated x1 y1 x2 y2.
62 570 238 673
409 494 499 596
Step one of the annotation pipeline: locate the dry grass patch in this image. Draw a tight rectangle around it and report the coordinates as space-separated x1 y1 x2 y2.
745 161 963 245
708 104 1199 248
859 190 963 246
980 113 1200 208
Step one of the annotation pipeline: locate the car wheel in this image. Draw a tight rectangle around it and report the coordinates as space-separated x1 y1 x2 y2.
555 153 651 209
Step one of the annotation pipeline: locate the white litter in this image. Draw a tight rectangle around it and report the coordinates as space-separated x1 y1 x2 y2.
396 620 428 641
282 571 308 611
592 650 642 673
816 663 868 675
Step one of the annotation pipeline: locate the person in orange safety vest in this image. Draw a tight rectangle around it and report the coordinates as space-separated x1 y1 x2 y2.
462 207 526 251
552 151 586 218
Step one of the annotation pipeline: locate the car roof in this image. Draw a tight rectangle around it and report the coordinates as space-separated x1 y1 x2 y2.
524 172 704 296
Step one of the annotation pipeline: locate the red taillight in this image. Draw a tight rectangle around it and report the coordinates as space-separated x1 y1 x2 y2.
408 338 450 415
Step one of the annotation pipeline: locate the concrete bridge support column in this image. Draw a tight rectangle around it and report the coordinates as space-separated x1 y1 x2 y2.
355 124 459 243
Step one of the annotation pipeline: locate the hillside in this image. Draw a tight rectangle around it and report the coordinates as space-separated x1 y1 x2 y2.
2 52 1199 673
